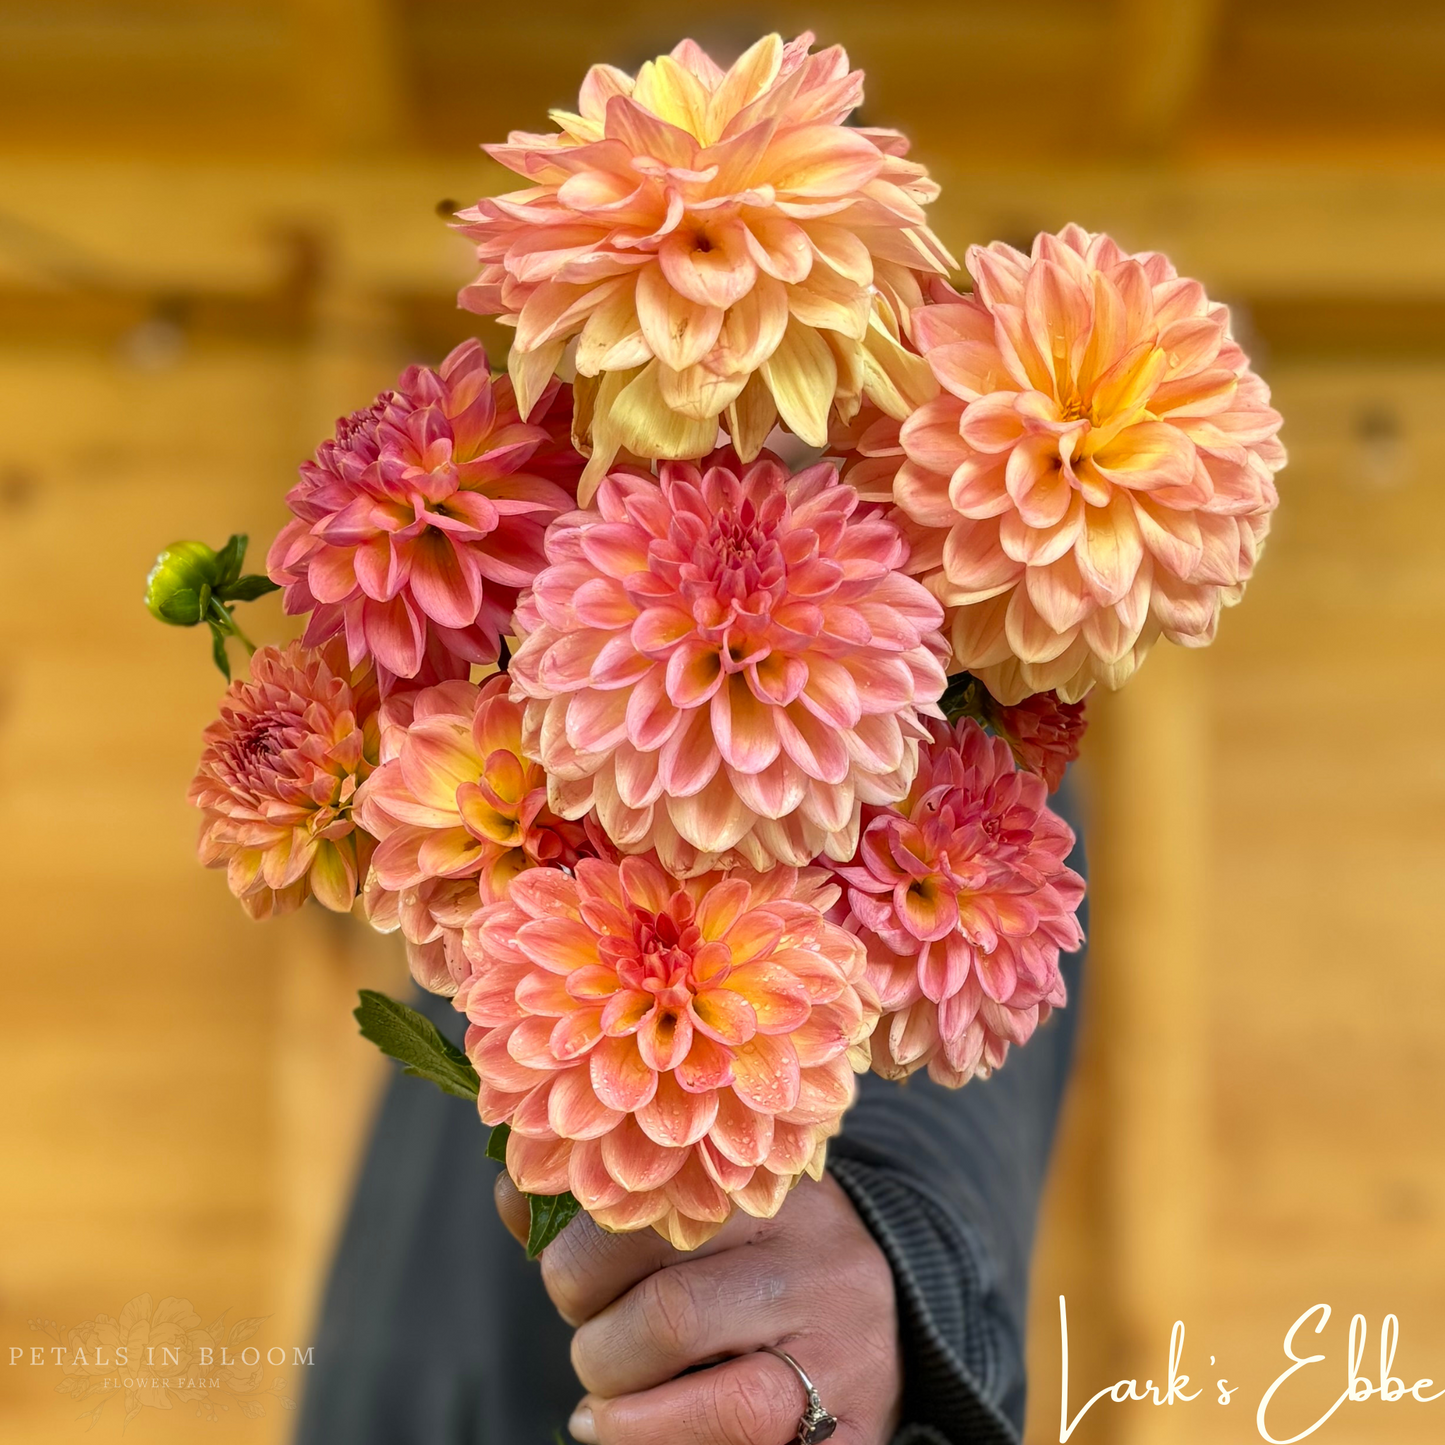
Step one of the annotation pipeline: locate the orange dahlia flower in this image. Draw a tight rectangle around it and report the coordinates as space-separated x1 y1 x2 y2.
833 718 1084 1087
457 32 950 500
888 226 1285 702
507 453 949 876
458 856 878 1249
268 340 580 692
189 639 379 920
356 675 601 993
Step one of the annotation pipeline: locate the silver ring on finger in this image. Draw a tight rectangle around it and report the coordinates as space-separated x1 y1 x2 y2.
758 1345 839 1444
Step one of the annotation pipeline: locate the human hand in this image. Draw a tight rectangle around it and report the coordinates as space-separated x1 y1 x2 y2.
495 1172 902 1445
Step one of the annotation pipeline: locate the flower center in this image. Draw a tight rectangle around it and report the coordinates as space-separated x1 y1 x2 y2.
605 898 716 1018
691 502 786 607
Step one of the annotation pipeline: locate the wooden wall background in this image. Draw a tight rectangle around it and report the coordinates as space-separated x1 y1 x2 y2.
2 3 1445 1441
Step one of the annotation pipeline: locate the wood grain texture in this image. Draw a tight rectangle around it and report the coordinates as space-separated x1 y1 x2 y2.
0 7 1441 1444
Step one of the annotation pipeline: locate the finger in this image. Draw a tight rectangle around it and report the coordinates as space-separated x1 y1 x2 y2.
571 1250 801 1398
541 1205 769 1327
589 1352 807 1445
493 1172 529 1246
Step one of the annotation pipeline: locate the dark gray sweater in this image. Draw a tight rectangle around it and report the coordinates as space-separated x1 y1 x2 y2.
296 786 1086 1445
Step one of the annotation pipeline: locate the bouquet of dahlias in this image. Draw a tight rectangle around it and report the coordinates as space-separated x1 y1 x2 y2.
149 33 1283 1255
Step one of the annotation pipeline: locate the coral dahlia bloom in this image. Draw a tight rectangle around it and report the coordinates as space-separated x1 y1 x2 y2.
834 718 1084 1087
991 689 1087 792
458 856 877 1249
189 639 379 920
357 676 600 994
268 340 580 691
457 32 951 500
508 454 949 876
891 226 1286 703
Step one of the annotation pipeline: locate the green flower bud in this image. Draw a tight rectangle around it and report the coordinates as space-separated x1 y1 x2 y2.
145 541 221 626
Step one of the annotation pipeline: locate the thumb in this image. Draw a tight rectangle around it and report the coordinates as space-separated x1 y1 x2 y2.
493 1170 530 1247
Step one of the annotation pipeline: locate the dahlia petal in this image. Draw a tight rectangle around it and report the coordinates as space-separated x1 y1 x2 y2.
730 1032 801 1113
713 273 790 373
505 1130 573 1196
729 755 808 819
711 673 782 774
637 1004 695 1072
723 963 811 1033
674 1032 736 1092
662 1152 732 1226
551 1008 606 1061
696 877 753 940
698 1137 755 1192
771 700 847 784
691 987 758 1046
1076 491 1145 605
636 1072 718 1147
709 1090 776 1167
515 917 601 972
731 1166 792 1219
761 123 882 197
636 265 725 372
762 320 837 447
590 1035 659 1112
657 705 723 796
548 1065 624 1139
600 1115 688 1192
611 361 722 461
784 1057 854 1125
666 767 754 851
569 1137 630 1211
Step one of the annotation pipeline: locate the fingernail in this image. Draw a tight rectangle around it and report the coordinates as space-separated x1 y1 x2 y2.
568 1403 597 1443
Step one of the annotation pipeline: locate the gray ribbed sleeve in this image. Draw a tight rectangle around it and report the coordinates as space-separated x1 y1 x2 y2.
827 779 1088 1444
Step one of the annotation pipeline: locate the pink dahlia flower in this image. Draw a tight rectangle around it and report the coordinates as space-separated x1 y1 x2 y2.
833 717 1084 1087
890 226 1286 703
508 453 950 876
189 639 379 920
457 32 951 499
991 689 1087 793
356 675 602 994
268 340 580 692
458 856 878 1249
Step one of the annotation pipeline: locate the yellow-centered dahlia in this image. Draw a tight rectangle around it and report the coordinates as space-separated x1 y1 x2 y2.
457 32 950 500
356 675 602 994
458 856 878 1249
890 227 1286 702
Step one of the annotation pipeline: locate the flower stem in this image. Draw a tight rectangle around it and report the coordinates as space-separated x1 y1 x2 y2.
209 598 257 655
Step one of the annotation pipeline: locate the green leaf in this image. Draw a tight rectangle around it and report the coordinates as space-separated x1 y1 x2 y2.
209 621 231 680
215 532 248 589
354 994 580 1257
353 989 480 1101
218 573 281 603
485 1121 511 1164
527 1190 582 1259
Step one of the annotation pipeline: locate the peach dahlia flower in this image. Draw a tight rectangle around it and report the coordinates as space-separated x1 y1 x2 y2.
457 32 950 500
833 718 1084 1087
459 856 878 1248
508 454 949 876
357 676 601 994
891 226 1285 703
189 639 379 920
268 340 580 691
